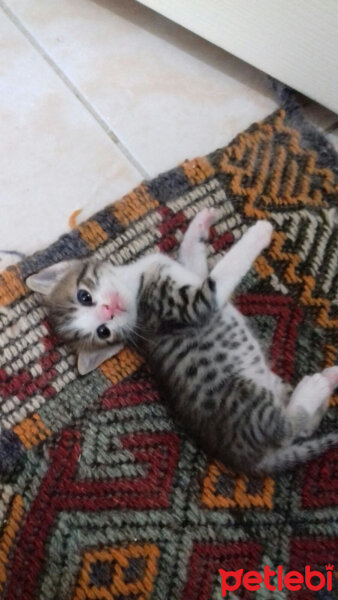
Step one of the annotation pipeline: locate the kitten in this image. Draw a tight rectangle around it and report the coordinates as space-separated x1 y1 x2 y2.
26 209 338 474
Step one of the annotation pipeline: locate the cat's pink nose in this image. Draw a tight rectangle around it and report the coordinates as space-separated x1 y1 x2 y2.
98 294 124 320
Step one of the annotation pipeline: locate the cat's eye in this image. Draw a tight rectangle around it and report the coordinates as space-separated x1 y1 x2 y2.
97 324 110 339
77 289 92 306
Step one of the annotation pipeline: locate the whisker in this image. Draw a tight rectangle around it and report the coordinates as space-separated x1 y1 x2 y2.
124 324 152 346
132 322 153 337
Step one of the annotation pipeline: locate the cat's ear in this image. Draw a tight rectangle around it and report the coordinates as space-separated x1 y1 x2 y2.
26 260 77 295
77 344 124 375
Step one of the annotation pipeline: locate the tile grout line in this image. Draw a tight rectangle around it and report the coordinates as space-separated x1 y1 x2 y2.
0 0 149 180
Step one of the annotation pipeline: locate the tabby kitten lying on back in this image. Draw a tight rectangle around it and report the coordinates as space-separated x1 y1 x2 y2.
27 209 338 474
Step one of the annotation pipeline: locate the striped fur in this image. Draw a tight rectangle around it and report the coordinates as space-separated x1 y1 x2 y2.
132 264 338 474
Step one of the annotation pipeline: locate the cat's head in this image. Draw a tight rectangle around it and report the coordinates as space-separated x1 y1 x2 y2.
26 259 136 374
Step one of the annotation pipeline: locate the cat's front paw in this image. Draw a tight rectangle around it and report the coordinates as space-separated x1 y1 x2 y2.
190 208 218 241
248 220 273 250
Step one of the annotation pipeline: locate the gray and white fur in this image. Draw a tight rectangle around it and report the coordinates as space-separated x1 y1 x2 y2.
26 209 338 474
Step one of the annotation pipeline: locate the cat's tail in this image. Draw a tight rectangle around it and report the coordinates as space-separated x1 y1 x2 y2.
257 433 338 473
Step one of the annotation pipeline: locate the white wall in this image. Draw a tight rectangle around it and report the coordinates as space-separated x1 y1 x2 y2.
138 0 338 113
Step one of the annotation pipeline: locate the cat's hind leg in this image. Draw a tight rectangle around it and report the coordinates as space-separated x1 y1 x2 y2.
258 369 338 472
179 208 217 278
286 367 338 438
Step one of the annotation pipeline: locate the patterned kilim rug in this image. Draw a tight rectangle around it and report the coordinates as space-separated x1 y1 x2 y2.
0 105 337 600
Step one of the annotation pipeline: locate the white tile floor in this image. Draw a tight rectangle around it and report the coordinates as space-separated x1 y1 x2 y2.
0 0 337 269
